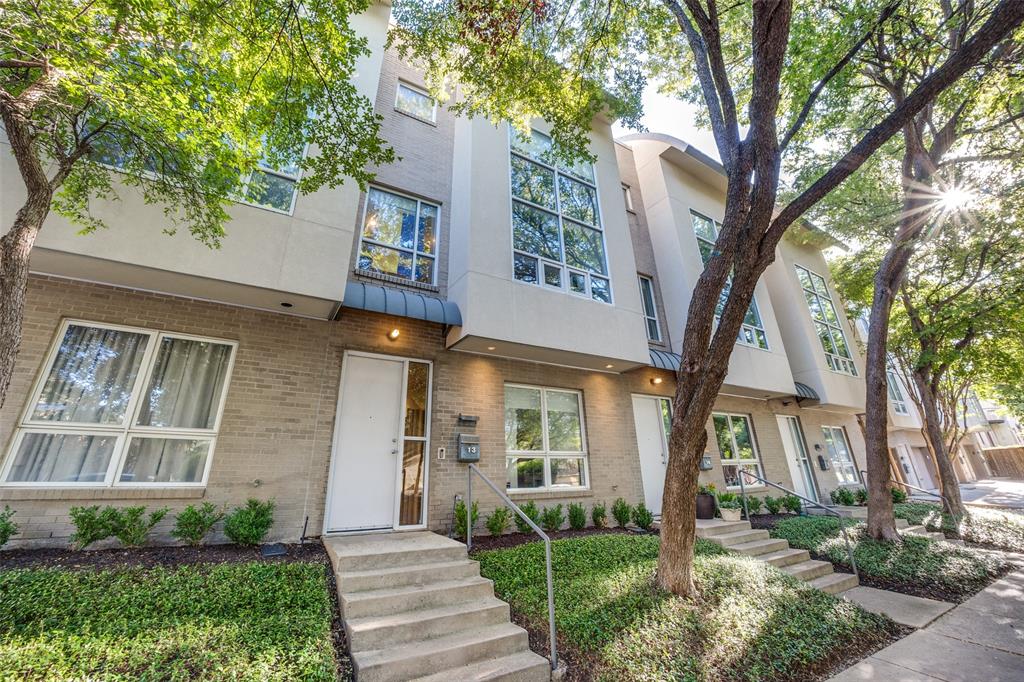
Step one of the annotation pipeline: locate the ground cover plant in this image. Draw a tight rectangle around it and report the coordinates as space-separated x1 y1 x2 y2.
771 516 1006 602
895 502 1024 553
0 561 340 681
476 534 898 681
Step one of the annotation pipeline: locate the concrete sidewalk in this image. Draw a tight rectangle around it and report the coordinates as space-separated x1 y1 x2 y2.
829 568 1024 681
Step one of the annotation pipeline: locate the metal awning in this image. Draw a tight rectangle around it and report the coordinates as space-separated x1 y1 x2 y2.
649 348 682 371
341 281 463 326
794 381 820 405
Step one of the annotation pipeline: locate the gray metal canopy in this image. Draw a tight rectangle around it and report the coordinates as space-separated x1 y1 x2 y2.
794 381 821 404
341 281 463 326
649 348 682 371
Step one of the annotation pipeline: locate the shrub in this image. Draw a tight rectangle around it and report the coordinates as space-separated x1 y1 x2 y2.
453 500 479 541
781 495 802 514
172 503 226 546
485 507 511 536
540 504 565 533
110 506 169 547
0 505 19 548
591 501 607 528
744 496 763 515
69 505 118 549
224 499 275 546
632 503 655 531
515 501 541 533
891 487 909 504
612 498 632 527
830 488 856 506
697 482 717 496
854 487 869 506
763 495 782 515
568 503 587 530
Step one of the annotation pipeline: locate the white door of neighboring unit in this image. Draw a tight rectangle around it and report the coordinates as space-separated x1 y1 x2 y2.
326 353 432 533
778 415 817 502
632 395 671 516
897 445 924 489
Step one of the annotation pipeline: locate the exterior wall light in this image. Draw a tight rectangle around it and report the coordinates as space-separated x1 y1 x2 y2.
651 377 663 385
387 328 400 340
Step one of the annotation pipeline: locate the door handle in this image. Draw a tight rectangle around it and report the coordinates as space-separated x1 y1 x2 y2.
391 449 399 455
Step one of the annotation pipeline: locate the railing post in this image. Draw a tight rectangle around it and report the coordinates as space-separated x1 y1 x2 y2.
466 466 472 553
544 539 557 671
739 471 750 520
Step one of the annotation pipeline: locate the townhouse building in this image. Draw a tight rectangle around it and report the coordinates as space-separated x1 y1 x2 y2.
0 3 872 547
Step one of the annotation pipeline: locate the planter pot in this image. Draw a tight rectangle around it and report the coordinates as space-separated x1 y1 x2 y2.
720 508 742 522
696 493 716 519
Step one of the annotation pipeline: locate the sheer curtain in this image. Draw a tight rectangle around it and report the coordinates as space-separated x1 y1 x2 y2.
136 337 232 428
8 433 116 483
119 438 211 483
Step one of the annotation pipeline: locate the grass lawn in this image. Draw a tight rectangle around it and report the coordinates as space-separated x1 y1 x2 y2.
895 502 1024 553
770 516 1006 602
0 561 341 681
476 534 898 681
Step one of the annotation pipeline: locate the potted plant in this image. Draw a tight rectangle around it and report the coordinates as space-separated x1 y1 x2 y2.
717 492 743 521
696 483 717 520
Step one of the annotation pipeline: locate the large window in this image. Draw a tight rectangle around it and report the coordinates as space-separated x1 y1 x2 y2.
358 187 439 285
1 321 235 487
795 265 857 375
505 385 588 491
638 275 661 342
509 128 611 303
395 82 437 122
690 212 769 349
887 370 909 415
712 413 764 488
822 426 858 485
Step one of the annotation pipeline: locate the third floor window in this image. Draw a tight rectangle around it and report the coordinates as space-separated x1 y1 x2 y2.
638 275 661 342
795 264 857 375
887 370 909 415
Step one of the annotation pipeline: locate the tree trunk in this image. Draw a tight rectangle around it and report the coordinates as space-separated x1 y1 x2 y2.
912 371 966 517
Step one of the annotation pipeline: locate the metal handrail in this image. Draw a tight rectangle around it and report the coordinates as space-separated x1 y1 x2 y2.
859 469 955 517
738 471 858 579
466 463 558 672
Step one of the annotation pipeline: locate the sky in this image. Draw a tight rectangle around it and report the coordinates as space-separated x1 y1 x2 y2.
611 87 720 161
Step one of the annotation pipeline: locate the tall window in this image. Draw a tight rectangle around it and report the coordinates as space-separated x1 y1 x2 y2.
795 265 857 375
505 385 588 490
690 212 769 349
887 370 909 415
712 413 764 488
1 321 235 487
358 187 439 285
638 275 661 342
822 426 858 485
509 128 611 303
395 82 437 122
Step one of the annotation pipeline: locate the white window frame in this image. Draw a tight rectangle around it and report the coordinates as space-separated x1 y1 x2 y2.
622 183 634 212
357 185 442 286
0 319 237 488
394 81 438 123
711 412 765 489
795 264 858 376
236 145 306 216
638 274 662 342
690 211 770 350
822 425 859 485
507 126 613 304
504 384 590 493
887 370 909 415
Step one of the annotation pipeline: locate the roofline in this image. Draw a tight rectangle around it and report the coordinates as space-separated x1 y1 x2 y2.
618 132 726 177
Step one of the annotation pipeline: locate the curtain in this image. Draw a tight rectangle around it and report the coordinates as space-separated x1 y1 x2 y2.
8 433 116 482
119 438 210 483
136 337 232 429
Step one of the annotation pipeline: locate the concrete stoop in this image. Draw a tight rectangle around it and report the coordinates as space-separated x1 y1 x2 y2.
696 519 859 594
833 506 951 542
324 532 551 682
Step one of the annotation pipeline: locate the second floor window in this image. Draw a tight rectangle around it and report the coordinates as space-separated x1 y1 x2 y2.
887 370 909 415
509 128 611 303
795 265 857 375
395 82 437 122
638 275 661 342
691 212 769 349
358 187 439 285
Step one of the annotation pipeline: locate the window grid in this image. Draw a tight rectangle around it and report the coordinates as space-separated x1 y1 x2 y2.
887 370 909 415
822 426 858 485
638 275 662 342
358 186 440 285
504 384 589 492
690 212 769 349
795 264 857 375
509 128 612 303
711 412 765 489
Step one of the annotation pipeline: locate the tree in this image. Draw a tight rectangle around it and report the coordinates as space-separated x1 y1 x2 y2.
392 0 1024 595
0 0 394 410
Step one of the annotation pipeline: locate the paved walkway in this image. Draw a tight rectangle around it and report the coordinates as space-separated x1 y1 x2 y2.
829 566 1024 681
958 478 1024 509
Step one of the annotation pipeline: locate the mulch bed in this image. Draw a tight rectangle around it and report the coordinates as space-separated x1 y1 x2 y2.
466 526 641 553
747 513 798 530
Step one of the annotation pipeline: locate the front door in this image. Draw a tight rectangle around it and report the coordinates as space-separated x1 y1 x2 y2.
325 353 431 532
778 415 818 502
632 395 672 516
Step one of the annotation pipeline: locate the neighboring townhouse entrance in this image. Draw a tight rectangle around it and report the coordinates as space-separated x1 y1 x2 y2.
325 352 431 533
632 395 672 516
777 415 818 502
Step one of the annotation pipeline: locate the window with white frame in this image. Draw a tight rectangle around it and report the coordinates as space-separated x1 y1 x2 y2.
822 426 858 485
887 370 909 415
711 413 764 488
242 155 301 213
622 184 634 211
358 187 439 284
509 128 612 303
504 385 588 490
395 82 437 122
1 321 235 487
638 275 661 342
795 264 857 375
690 212 769 349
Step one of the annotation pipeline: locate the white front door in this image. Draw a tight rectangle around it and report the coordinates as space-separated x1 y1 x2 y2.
326 353 431 533
632 395 672 516
778 415 818 502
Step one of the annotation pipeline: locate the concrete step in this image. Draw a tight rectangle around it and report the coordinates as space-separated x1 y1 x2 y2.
339 559 480 592
706 528 770 548
347 597 510 652
728 537 790 557
695 519 751 538
341 575 494 619
781 559 834 581
410 650 551 682
942 538 965 546
896 518 910 529
325 531 468 572
903 525 945 541
758 547 811 568
354 622 529 682
809 572 859 595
